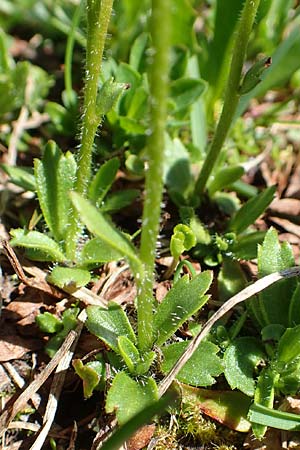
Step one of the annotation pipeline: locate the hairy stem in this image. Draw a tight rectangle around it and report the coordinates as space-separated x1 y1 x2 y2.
194 0 261 196
136 0 171 352
66 0 114 260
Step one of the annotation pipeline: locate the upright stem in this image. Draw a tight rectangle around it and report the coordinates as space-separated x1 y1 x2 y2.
136 0 171 352
66 0 114 260
194 0 261 196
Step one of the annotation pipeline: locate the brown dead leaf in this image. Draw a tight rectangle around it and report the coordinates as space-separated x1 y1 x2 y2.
126 424 156 450
269 198 300 218
0 335 42 362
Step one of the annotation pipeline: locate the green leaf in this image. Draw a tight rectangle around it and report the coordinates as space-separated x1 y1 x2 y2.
239 57 272 95
237 23 300 116
129 33 149 72
45 307 80 358
73 358 105 398
218 258 247 302
47 267 91 292
257 228 296 326
207 166 244 197
276 326 300 374
35 312 63 334
248 402 300 432
223 337 265 396
88 158 120 205
100 189 139 213
80 237 123 265
169 78 206 112
288 283 300 326
34 141 77 243
117 336 140 374
252 368 278 438
70 192 140 268
229 185 276 234
161 340 223 386
170 224 196 260
153 271 213 346
101 393 176 450
10 229 66 262
230 231 266 260
105 372 158 425
96 78 128 117
1 164 36 191
86 302 137 353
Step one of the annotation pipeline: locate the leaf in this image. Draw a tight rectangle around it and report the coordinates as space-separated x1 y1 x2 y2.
45 307 80 358
96 78 128 116
164 136 192 198
10 229 66 262
47 267 91 292
117 336 140 374
276 326 300 374
73 358 105 398
237 23 300 116
230 231 266 260
257 228 296 326
153 271 213 346
207 166 244 197
34 141 77 243
35 312 63 334
218 258 247 302
223 337 265 396
229 185 276 234
88 158 120 205
1 164 36 191
80 237 123 265
101 393 176 450
169 78 206 112
239 57 272 95
105 372 158 425
252 367 278 438
129 33 149 72
70 192 140 269
161 340 223 387
288 283 300 326
86 302 137 353
170 224 196 260
100 189 139 213
248 402 300 432
181 384 252 433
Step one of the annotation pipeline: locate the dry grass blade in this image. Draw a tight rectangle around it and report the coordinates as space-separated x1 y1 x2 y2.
158 266 300 397
29 309 86 450
0 310 86 437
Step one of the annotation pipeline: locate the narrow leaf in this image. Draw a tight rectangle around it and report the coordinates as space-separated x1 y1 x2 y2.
88 158 120 204
70 192 140 268
229 185 276 234
10 229 66 262
207 166 244 197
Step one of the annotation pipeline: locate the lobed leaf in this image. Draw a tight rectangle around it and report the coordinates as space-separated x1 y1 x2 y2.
153 271 213 346
223 337 265 397
161 340 223 387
